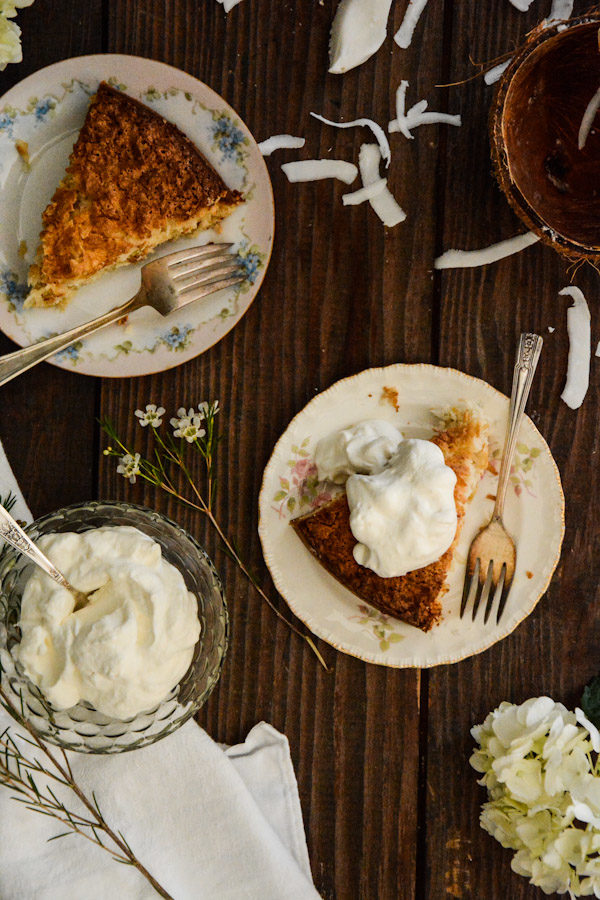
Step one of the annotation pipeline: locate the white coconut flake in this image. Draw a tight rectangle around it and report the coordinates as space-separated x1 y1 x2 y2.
281 159 358 185
544 0 574 27
394 0 429 49
329 0 394 74
578 85 600 150
434 232 540 269
216 0 244 11
342 178 387 206
389 80 461 138
596 340 600 357
484 60 510 86
358 143 406 227
310 112 391 167
508 0 535 10
560 286 590 410
258 135 306 156
548 326 555 333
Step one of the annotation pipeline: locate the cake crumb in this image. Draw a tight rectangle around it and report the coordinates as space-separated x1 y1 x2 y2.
15 140 30 169
381 386 399 412
526 570 533 579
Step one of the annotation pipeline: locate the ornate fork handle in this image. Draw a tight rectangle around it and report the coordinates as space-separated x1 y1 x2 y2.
494 332 543 520
0 505 72 590
0 292 144 389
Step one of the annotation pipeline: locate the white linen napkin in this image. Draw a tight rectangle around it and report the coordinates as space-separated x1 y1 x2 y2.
0 442 320 900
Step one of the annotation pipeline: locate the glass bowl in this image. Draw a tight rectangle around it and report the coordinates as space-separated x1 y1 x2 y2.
0 501 228 753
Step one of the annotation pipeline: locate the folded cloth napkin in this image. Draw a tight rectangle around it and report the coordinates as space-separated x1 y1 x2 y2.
0 442 320 900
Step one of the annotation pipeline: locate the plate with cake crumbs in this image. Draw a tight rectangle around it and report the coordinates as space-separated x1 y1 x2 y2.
258 364 565 668
0 54 274 377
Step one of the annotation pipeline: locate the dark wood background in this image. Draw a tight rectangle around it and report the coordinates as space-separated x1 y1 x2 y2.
0 2 597 898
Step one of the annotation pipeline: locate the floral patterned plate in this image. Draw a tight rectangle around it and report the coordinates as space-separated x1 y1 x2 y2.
258 364 565 668
0 55 274 377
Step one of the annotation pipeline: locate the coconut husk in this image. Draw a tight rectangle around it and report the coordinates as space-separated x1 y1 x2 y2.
490 12 600 263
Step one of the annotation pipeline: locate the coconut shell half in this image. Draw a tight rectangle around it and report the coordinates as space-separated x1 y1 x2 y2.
490 15 600 262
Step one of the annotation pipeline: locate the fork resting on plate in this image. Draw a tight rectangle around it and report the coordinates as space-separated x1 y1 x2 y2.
460 332 543 625
0 243 244 388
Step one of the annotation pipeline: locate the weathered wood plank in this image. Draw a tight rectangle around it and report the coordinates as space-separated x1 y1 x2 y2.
425 2 597 898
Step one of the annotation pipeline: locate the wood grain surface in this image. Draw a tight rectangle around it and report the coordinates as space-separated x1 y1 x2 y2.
0 1 595 898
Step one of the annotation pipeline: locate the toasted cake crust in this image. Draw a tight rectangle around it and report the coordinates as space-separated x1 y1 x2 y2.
291 410 488 632
26 82 242 307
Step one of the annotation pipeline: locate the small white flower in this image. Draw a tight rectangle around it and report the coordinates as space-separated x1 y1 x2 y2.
134 403 165 428
116 452 141 483
170 407 206 443
198 400 220 418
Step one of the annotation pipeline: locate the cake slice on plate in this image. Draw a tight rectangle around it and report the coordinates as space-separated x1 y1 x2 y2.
26 81 242 308
291 409 488 632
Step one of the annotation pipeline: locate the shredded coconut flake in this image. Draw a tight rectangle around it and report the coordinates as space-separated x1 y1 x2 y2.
258 135 306 156
342 178 387 206
578 85 600 150
595 340 600 357
394 0 429 49
544 0 574 26
358 143 406 226
216 0 244 11
310 112 391 167
281 159 358 184
508 0 535 10
484 60 510 86
329 0 394 74
560 286 590 410
548 326 555 333
389 80 461 138
434 232 540 269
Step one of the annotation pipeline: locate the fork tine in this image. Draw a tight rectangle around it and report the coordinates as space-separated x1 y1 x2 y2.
483 562 504 624
177 264 243 295
496 565 512 624
179 274 245 304
172 258 240 284
472 560 494 621
460 557 479 618
165 243 234 268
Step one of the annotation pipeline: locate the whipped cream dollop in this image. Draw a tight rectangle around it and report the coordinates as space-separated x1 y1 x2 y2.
16 526 200 719
314 419 404 483
346 438 458 578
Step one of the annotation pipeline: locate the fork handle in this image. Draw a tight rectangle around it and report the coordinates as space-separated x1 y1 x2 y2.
0 290 145 388
0 504 72 592
494 332 543 519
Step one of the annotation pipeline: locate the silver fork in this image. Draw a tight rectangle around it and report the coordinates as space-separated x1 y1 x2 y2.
0 243 244 388
460 332 543 625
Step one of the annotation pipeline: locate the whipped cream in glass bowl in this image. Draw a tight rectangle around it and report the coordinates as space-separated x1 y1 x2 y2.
0 502 228 753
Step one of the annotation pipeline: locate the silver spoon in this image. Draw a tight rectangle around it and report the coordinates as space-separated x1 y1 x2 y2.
0 505 91 612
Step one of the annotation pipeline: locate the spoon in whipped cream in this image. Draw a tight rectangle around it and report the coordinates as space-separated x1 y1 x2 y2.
0 505 93 612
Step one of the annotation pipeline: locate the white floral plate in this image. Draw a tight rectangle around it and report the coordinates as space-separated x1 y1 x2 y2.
0 55 274 377
258 364 565 668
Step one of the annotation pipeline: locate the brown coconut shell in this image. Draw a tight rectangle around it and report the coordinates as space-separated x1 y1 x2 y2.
490 13 600 263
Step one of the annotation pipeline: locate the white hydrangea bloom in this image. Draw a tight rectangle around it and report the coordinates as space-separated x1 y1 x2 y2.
0 0 33 71
471 697 600 896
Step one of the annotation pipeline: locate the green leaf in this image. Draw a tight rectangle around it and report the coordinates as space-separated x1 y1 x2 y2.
279 477 290 490
273 491 287 502
530 448 541 458
287 497 296 512
581 676 600 728
388 633 404 643
379 639 390 652
517 443 529 454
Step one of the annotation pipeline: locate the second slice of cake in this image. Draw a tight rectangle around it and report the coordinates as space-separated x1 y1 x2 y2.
26 82 243 308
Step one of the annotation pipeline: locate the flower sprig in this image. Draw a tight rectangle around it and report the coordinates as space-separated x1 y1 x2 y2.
101 402 328 670
0 682 173 898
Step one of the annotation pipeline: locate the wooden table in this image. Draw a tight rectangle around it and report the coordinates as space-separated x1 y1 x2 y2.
0 2 595 898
